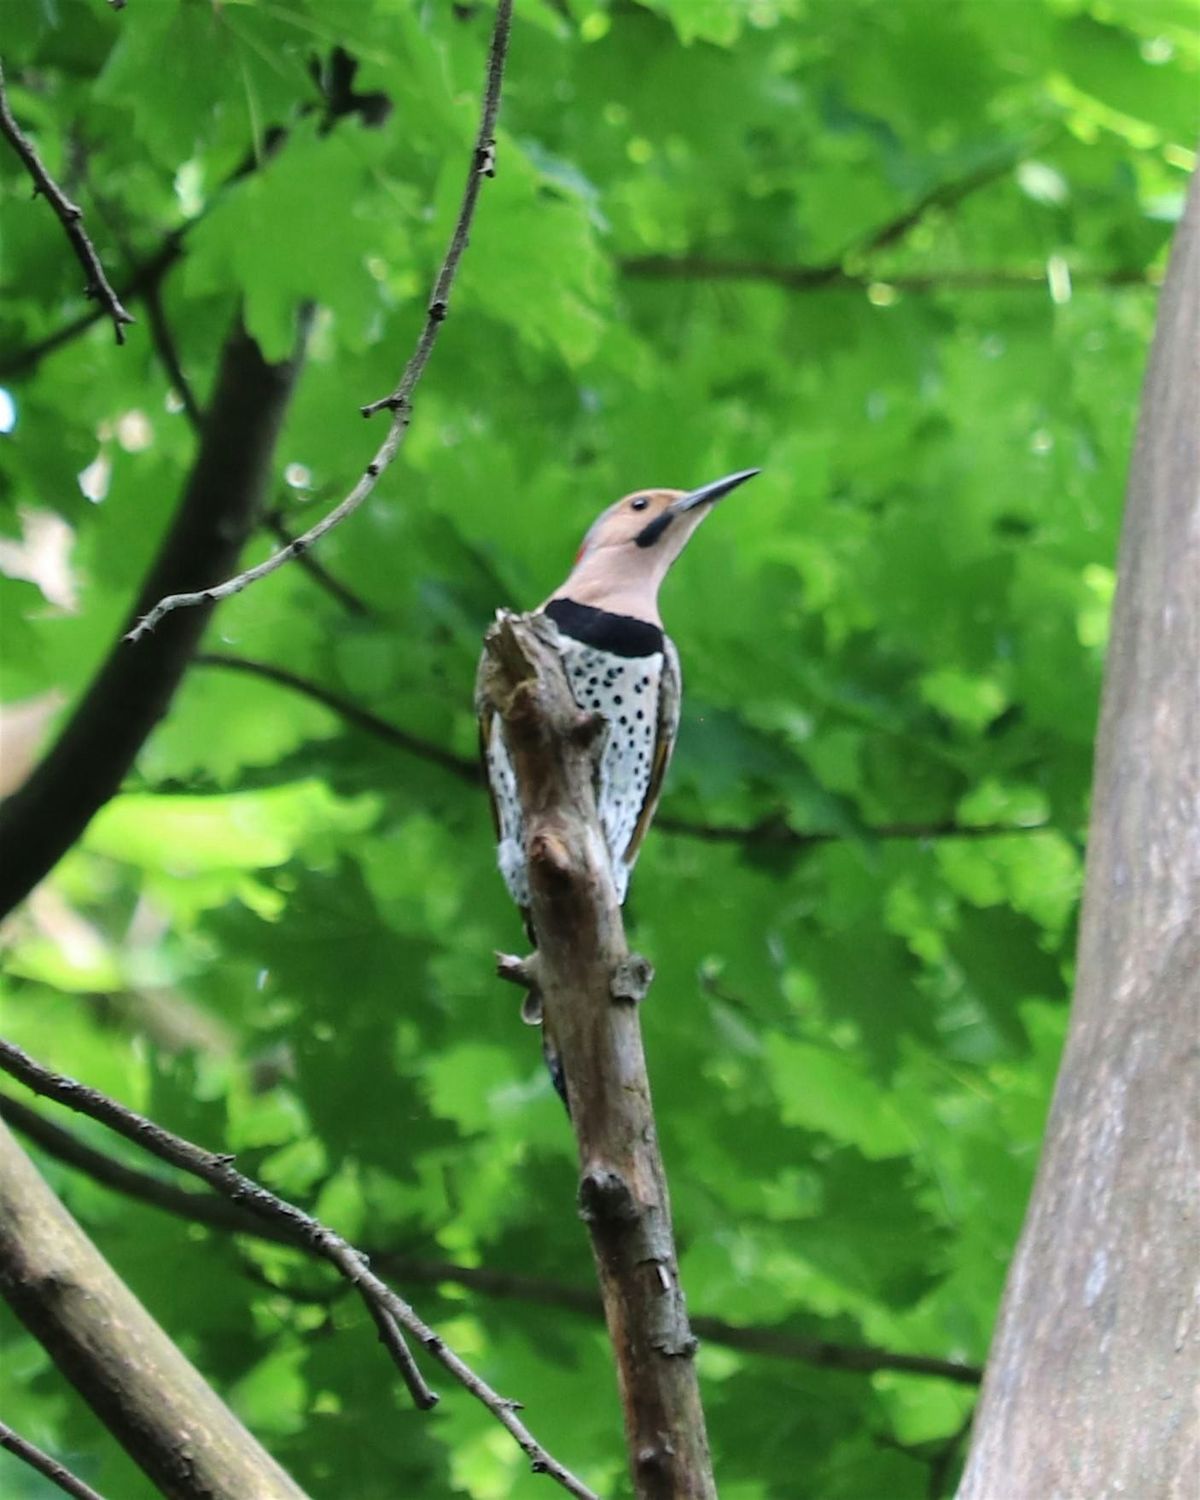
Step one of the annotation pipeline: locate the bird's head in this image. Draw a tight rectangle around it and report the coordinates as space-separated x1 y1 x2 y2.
555 468 760 624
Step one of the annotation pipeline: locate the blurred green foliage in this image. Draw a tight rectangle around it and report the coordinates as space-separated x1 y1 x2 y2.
0 1 1194 1496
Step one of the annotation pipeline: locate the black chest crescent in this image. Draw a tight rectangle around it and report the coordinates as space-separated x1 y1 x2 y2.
544 598 664 658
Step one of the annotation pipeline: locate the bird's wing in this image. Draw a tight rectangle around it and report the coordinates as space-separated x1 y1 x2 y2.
623 639 681 868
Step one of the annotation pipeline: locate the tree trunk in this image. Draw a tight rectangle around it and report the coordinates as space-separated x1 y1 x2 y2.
479 612 717 1500
957 173 1199 1499
0 1117 311 1500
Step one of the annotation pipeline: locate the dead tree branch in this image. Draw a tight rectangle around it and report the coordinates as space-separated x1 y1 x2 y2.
0 1117 312 1500
125 0 514 642
0 318 306 921
478 610 716 1500
0 1418 109 1500
0 1090 982 1385
0 60 134 344
0 1040 598 1500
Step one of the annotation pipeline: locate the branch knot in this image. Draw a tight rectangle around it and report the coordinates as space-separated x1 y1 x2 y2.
578 1167 639 1226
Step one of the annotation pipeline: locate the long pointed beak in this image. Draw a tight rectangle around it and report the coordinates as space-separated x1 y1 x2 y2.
673 467 761 513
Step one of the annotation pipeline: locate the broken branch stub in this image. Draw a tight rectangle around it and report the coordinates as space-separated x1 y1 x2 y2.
480 609 716 1500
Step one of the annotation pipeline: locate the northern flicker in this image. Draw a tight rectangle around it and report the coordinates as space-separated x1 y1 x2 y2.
479 469 759 956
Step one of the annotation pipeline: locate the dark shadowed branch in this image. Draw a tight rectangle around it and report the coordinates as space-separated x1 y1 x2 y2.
0 60 134 345
0 1090 981 1386
135 261 373 620
0 1042 598 1499
0 1420 108 1500
141 279 203 429
621 133 1160 298
376 1256 983 1386
655 812 1050 846
195 652 480 782
125 0 514 642
0 235 180 379
262 512 375 617
621 257 1160 296
193 650 1052 848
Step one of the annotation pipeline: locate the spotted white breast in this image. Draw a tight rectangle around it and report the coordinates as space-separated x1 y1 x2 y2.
484 614 679 911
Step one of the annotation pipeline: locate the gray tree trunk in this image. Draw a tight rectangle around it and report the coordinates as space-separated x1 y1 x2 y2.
957 175 1199 1498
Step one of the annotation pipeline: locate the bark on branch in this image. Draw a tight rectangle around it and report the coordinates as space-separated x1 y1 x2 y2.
957 162 1200 1500
0 317 306 920
0 1117 311 1500
478 610 716 1500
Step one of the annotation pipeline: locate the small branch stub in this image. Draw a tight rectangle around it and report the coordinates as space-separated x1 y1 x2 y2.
611 954 654 1005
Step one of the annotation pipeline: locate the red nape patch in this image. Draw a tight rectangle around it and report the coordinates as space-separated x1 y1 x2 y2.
574 542 588 565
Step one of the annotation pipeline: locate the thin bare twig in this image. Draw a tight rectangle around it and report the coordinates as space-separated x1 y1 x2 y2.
0 1041 598 1499
0 60 134 345
124 0 513 644
0 1420 108 1500
0 1056 429 1413
0 1091 982 1386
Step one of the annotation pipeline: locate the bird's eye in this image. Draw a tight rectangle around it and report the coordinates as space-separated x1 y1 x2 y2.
630 496 650 511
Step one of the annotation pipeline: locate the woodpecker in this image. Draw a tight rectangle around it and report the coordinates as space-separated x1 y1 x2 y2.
479 469 759 963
